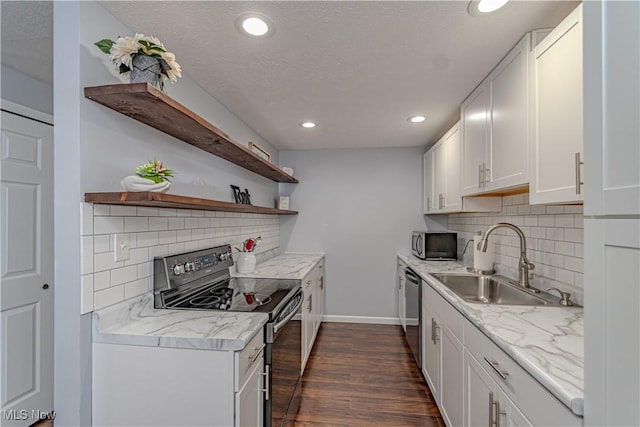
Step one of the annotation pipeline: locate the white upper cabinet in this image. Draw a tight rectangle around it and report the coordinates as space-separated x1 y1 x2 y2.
584 1 640 216
426 122 501 215
462 34 531 196
529 4 583 205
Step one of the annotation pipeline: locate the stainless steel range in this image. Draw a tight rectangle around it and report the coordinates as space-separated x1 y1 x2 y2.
153 245 303 427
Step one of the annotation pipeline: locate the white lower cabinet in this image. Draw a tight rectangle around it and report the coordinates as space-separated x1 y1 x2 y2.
301 259 325 372
92 331 265 427
422 280 582 427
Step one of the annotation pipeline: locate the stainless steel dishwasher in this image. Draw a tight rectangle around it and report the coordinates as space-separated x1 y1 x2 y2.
404 267 421 365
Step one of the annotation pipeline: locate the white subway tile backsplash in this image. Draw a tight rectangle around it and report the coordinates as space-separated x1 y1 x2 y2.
81 203 94 236
124 278 149 299
565 228 583 243
81 274 94 314
94 271 111 291
125 217 149 232
83 204 281 311
94 285 125 310
94 216 124 235
110 265 138 286
554 215 574 228
149 217 169 231
110 205 137 216
81 236 94 275
555 241 575 256
546 206 564 214
564 256 584 273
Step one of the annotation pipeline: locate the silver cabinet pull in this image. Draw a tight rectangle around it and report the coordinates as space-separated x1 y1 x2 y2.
262 367 270 400
479 164 483 187
320 277 324 290
427 197 431 211
248 343 265 364
431 318 440 343
489 391 496 427
484 357 509 380
575 152 584 194
485 166 490 186
308 294 313 312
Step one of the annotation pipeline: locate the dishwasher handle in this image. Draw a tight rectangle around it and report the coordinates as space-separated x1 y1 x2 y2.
405 268 421 284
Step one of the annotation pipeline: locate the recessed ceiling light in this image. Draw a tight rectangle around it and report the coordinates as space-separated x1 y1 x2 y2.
236 14 273 38
468 0 509 16
407 115 426 123
300 121 316 129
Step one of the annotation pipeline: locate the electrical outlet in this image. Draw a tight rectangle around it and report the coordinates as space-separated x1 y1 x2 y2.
113 234 130 261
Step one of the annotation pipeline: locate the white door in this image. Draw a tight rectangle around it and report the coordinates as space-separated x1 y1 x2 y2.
464 351 496 427
439 324 464 427
0 110 54 426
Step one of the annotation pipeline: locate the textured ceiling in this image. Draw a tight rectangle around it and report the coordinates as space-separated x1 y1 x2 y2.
1 1 53 84
1 1 579 150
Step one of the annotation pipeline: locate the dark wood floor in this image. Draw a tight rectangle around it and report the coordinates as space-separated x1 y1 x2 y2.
285 323 445 427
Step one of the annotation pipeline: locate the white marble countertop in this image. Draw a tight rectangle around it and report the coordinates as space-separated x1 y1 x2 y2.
230 252 325 280
93 253 325 352
398 253 584 416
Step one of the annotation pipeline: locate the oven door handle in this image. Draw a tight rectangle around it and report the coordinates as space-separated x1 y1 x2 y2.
273 294 304 335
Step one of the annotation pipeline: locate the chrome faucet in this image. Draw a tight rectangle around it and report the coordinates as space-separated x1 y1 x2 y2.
477 223 537 292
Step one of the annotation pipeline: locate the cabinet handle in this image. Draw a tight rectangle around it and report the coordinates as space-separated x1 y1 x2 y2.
484 357 509 380
427 197 431 211
489 392 496 427
308 294 313 312
320 277 324 290
485 166 490 185
479 164 483 187
575 152 584 194
248 343 265 364
262 367 270 400
431 318 440 343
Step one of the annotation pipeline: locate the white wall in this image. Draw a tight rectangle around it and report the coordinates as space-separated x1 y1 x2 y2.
78 2 279 205
54 2 283 424
0 65 53 115
279 147 431 320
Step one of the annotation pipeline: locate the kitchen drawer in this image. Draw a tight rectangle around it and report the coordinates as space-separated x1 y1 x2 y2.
423 282 463 341
235 331 264 391
464 319 581 426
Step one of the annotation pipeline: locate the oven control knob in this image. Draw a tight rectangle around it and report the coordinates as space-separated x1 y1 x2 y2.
184 262 195 272
219 252 231 261
172 263 185 276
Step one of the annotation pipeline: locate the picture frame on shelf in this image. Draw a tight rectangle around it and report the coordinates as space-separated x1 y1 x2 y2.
278 196 290 210
248 142 271 162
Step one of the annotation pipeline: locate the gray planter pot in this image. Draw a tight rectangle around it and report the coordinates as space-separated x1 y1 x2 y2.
130 55 168 91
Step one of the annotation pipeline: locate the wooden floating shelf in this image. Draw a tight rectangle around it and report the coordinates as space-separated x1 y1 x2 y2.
84 192 298 216
84 83 298 184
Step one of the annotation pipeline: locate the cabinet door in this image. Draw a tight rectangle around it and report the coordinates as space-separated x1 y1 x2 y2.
443 123 462 212
584 1 640 216
422 306 440 402
424 150 435 213
433 141 446 212
585 218 640 426
461 83 489 196
235 361 264 427
530 5 583 205
301 287 314 370
499 391 533 427
439 325 464 427
488 35 529 191
399 269 406 332
464 350 498 427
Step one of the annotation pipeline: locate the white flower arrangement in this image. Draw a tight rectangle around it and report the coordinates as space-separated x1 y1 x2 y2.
95 33 182 83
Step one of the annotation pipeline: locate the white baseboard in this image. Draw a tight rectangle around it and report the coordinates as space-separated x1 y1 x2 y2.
321 315 401 325
292 313 401 325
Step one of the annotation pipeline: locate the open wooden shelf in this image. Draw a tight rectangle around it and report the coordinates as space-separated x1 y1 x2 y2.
84 192 298 215
84 83 298 184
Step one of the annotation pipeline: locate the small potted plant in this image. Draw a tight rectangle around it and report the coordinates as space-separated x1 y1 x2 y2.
121 160 174 193
95 33 181 91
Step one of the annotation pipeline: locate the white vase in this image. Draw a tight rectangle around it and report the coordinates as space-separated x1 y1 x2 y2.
236 253 257 274
120 176 171 193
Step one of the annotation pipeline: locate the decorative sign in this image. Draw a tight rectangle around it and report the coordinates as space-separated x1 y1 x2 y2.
231 185 252 205
278 196 290 210
248 142 271 162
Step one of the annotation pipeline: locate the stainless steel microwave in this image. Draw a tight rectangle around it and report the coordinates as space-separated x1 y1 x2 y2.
412 231 457 260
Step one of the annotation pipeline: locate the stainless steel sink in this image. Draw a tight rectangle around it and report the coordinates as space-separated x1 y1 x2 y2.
431 273 560 306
